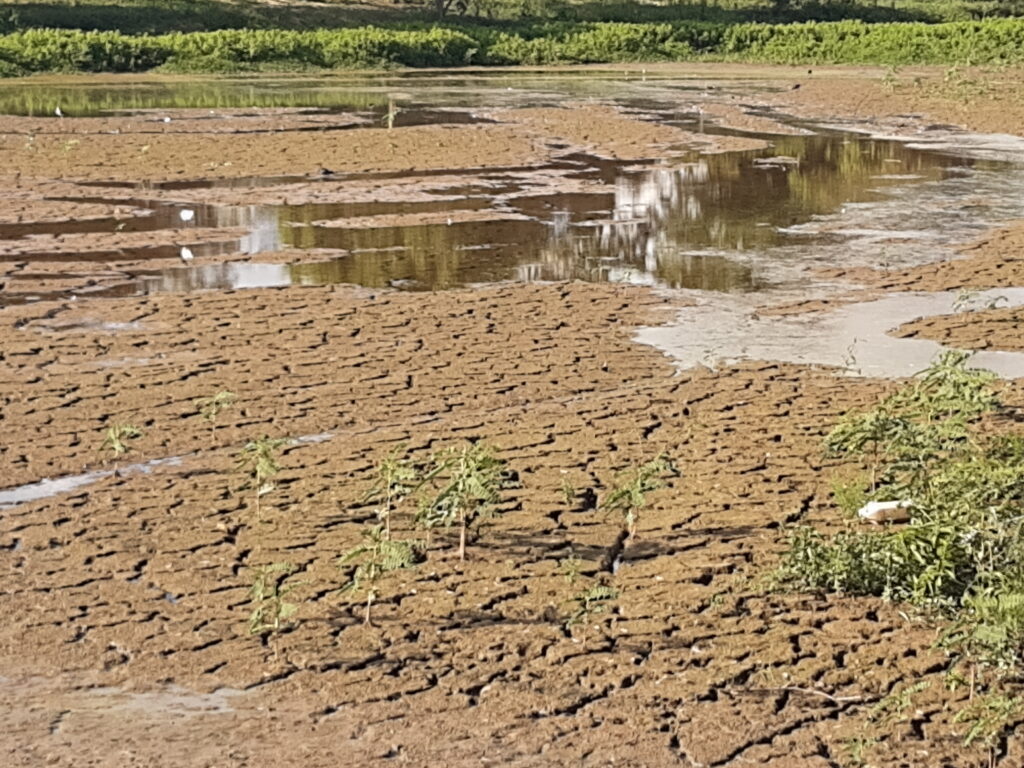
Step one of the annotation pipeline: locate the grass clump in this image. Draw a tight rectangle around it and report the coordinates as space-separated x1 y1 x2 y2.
778 350 1024 672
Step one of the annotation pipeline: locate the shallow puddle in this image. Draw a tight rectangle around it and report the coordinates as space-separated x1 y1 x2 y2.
5 129 1014 298
639 288 1024 379
0 454 184 511
4 73 1024 377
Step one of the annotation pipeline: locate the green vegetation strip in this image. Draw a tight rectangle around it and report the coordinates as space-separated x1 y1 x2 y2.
3 18 1024 75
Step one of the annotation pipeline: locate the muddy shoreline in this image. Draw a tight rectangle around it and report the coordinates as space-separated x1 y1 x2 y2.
3 66 1024 767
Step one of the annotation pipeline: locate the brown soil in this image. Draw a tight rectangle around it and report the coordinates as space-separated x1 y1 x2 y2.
4 67 1024 768
699 103 808 136
895 304 1024 352
766 66 1024 138
819 222 1024 294
312 209 529 229
488 104 768 158
0 102 760 183
3 280 1007 768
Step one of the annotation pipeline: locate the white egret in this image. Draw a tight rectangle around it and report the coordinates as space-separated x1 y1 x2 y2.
54 106 64 118
179 209 195 223
180 246 195 262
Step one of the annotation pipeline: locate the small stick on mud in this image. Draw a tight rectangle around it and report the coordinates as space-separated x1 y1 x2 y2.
747 686 863 705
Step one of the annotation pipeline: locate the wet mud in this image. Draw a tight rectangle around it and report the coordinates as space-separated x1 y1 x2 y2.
3 67 1024 767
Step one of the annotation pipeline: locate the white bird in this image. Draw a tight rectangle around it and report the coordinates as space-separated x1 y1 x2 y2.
179 209 195 223
179 246 195 262
54 106 64 118
162 117 172 123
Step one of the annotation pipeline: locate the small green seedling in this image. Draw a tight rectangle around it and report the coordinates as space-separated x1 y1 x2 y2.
362 443 421 539
248 561 300 636
601 454 676 540
340 524 425 625
416 443 509 560
194 390 236 444
564 583 619 633
100 423 142 459
236 436 287 521
559 554 584 585
843 735 878 767
559 479 576 505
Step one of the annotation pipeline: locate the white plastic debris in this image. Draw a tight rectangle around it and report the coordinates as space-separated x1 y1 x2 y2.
858 499 913 524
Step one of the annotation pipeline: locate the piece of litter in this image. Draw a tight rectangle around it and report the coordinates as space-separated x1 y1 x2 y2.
858 499 913 524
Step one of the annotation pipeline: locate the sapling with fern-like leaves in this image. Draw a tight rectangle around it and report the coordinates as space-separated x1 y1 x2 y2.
779 351 1024 685
340 525 425 625
236 436 287 522
416 442 509 560
601 454 676 540
194 390 236 445
248 561 300 636
362 443 423 539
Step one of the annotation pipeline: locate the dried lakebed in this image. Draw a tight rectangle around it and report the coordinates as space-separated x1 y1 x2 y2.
3 70 1024 768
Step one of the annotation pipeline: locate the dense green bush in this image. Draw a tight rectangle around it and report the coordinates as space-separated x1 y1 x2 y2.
777 352 1024 669
2 18 1024 74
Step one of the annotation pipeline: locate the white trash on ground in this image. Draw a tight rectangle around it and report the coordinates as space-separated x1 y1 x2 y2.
858 499 913 524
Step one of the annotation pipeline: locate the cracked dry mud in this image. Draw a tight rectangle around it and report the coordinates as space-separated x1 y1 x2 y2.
3 282 1018 768
3 69 1024 768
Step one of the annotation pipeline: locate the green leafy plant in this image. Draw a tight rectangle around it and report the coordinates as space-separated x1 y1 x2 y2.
870 680 930 727
8 19 1024 79
778 351 1024 689
382 96 400 130
416 442 509 560
954 693 1022 750
340 524 425 625
559 554 584 585
362 443 422 539
564 583 618 633
248 561 300 636
100 422 142 459
194 390 236 444
559 479 576 505
601 454 676 540
842 735 878 767
236 436 287 521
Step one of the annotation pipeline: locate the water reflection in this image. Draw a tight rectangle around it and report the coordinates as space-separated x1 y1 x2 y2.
0 71 716 117
138 129 1000 296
